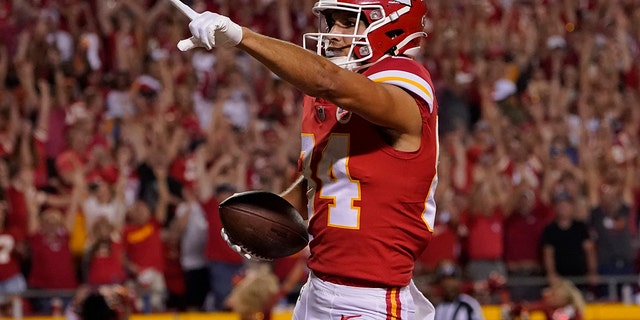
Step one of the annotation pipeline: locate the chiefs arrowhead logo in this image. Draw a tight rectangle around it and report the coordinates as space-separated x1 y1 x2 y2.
336 107 352 124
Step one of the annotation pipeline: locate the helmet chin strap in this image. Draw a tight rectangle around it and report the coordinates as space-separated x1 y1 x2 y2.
329 53 393 72
331 54 389 72
328 56 361 71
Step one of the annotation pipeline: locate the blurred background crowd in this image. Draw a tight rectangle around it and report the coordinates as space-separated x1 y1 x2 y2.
0 0 639 317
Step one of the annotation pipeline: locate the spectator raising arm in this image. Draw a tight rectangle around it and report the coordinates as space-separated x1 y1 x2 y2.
0 46 7 92
0 94 19 158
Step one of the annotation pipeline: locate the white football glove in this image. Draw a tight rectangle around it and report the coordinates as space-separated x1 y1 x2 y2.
178 12 243 51
220 228 271 261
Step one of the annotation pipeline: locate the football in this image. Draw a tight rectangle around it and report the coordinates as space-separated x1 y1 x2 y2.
219 190 308 260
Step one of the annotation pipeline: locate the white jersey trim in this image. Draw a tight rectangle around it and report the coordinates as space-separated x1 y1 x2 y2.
367 70 434 112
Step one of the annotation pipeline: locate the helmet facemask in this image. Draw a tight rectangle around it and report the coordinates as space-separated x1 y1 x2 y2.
303 3 378 71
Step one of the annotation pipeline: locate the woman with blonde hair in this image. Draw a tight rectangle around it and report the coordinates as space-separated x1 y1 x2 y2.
503 278 586 320
541 278 586 320
226 261 279 320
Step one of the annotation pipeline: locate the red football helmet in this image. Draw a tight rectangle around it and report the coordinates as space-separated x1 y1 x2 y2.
303 0 427 70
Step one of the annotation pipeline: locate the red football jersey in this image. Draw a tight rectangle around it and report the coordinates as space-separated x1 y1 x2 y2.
203 196 244 264
87 239 127 285
28 231 78 289
301 56 439 287
124 220 164 272
461 209 505 260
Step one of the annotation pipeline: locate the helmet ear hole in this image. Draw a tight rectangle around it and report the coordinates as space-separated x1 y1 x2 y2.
385 29 404 39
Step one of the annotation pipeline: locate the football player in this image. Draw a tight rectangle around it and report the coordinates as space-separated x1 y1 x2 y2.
178 1 439 318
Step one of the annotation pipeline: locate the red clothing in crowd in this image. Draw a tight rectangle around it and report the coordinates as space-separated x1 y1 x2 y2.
87 239 126 285
504 202 553 264
33 134 49 188
5 186 28 241
169 154 197 189
27 230 77 289
203 196 243 264
163 241 185 295
274 253 308 285
45 107 67 159
0 231 21 281
462 209 505 260
123 219 164 272
418 223 460 270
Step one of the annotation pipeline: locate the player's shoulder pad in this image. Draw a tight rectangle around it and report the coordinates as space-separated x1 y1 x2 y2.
363 56 435 113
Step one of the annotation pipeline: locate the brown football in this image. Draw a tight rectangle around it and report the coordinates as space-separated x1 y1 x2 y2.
219 190 308 260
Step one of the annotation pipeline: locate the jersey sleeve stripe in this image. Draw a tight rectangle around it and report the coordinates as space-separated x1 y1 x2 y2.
368 70 434 112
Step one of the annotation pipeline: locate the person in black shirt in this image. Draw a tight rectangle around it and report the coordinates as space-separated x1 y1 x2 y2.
541 192 598 285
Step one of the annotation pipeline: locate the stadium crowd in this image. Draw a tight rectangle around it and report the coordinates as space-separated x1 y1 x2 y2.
0 0 639 317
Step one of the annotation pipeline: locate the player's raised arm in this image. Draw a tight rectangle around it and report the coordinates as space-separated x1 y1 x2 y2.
173 5 426 141
237 28 422 139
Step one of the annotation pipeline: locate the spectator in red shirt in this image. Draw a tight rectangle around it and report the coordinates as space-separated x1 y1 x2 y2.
0 189 26 315
26 206 78 315
416 187 463 275
23 154 85 314
503 187 553 302
83 216 126 286
461 182 508 282
420 217 461 269
123 166 169 312
5 103 51 244
5 166 31 242
204 183 245 311
162 225 186 312
193 143 248 311
459 172 510 304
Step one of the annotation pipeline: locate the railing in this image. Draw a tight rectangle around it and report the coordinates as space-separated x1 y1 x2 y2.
506 275 639 302
2 274 639 319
